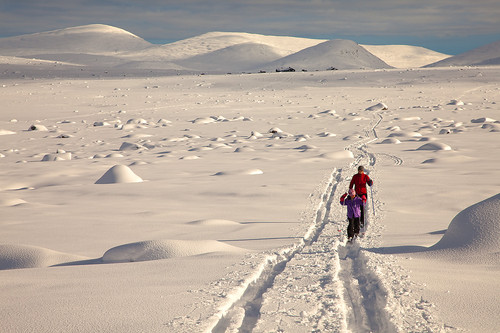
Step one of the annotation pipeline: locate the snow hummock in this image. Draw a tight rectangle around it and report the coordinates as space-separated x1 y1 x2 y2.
95 165 143 184
380 138 402 144
319 150 355 159
416 142 452 151
366 102 388 111
430 193 500 259
102 239 244 263
41 151 72 161
0 244 88 270
188 219 240 226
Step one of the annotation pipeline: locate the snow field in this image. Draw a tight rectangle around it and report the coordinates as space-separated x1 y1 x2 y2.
0 66 499 332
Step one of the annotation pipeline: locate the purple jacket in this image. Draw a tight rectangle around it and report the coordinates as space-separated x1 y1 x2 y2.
340 195 364 219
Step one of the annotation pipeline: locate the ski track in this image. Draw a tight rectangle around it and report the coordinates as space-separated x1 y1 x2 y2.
206 110 447 333
206 110 390 333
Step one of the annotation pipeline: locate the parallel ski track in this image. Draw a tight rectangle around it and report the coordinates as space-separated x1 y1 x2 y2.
208 110 400 333
335 110 399 333
208 168 342 333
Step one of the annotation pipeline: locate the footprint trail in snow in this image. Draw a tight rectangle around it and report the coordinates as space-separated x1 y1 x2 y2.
208 111 402 333
207 108 450 333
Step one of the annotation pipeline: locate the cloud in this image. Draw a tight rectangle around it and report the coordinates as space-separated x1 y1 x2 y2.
0 0 499 43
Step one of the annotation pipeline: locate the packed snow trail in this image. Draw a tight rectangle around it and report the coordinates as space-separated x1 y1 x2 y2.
338 244 397 333
206 110 449 333
207 110 392 333
208 169 343 332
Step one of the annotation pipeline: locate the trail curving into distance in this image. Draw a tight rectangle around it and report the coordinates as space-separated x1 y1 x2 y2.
207 110 405 333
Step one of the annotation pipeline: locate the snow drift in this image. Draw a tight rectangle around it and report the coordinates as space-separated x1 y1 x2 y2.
102 240 244 263
95 165 143 184
0 244 88 270
430 193 500 260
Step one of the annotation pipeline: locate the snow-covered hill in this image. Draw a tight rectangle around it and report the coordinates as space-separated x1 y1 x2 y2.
174 42 288 72
362 44 450 68
125 31 324 62
426 39 500 67
0 24 152 56
0 24 492 72
261 39 392 71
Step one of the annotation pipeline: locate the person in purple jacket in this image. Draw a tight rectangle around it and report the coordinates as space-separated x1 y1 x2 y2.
340 188 366 242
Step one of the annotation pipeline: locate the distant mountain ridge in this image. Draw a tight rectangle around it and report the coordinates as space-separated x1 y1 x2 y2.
1 24 496 73
426 40 500 67
148 31 323 61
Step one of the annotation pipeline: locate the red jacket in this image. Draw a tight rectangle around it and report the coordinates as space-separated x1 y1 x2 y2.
349 173 372 195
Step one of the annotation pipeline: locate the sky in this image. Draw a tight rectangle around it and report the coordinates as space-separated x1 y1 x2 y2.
0 0 499 55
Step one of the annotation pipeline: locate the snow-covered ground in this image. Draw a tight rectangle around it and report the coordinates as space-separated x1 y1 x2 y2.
1 25 500 333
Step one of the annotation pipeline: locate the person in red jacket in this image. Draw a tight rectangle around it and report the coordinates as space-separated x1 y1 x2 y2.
349 165 373 228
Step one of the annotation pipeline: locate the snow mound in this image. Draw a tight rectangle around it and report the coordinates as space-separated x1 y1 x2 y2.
95 165 143 184
318 131 336 137
119 142 145 151
188 219 240 226
416 142 452 151
0 129 16 135
481 123 500 132
41 152 72 161
28 124 48 131
0 197 27 206
380 138 401 144
366 102 388 111
192 117 217 124
214 169 263 176
122 133 153 139
180 155 201 160
295 144 318 151
388 131 422 138
471 117 496 123
102 239 243 263
318 151 355 159
431 194 500 256
0 244 88 270
234 146 255 153
422 155 475 164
